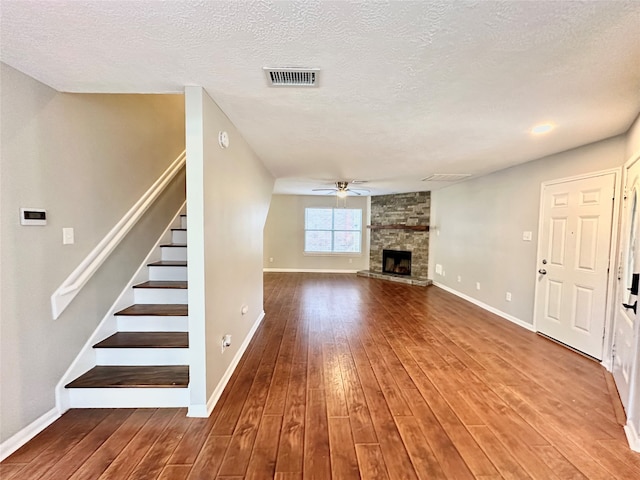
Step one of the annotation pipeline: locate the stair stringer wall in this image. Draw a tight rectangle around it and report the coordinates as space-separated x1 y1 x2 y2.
55 201 187 414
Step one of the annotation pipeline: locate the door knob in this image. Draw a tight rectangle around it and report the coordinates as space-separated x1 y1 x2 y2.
538 269 547 275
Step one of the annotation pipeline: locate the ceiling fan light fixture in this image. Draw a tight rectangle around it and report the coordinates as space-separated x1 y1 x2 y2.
336 190 349 198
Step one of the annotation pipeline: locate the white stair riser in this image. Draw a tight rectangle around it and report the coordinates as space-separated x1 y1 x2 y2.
161 246 187 261
149 266 187 281
96 348 189 366
181 216 187 229
67 387 189 408
117 316 188 332
134 288 188 304
172 230 187 243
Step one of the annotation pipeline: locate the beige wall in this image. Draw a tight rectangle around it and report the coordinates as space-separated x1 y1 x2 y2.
430 135 626 326
628 112 640 159
264 194 370 272
185 87 274 413
0 63 186 442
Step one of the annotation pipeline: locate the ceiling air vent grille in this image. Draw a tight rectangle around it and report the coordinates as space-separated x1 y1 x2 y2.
264 67 319 87
422 173 472 182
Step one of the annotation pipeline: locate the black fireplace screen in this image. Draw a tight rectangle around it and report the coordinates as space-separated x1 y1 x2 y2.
382 249 412 276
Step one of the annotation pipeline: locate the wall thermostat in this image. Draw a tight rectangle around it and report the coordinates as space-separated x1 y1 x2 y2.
20 208 47 226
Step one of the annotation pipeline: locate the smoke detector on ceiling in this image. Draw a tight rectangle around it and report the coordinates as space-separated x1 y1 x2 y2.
263 67 320 87
422 173 472 182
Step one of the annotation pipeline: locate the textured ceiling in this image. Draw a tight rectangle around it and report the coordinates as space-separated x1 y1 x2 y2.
2 0 640 195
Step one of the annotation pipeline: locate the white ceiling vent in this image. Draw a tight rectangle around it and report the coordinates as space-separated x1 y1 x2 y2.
422 173 472 182
264 67 319 87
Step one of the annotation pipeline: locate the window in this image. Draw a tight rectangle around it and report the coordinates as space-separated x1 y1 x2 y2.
305 207 362 253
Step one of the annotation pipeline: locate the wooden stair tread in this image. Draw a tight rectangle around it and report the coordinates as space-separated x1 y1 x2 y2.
115 304 188 316
147 260 187 267
133 281 188 289
65 366 188 388
94 332 188 349
171 228 186 231
160 243 187 248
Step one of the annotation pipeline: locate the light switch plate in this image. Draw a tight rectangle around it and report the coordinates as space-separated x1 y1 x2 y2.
523 231 533 241
63 227 74 245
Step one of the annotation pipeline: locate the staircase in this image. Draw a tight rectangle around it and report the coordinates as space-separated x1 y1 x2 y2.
65 214 190 408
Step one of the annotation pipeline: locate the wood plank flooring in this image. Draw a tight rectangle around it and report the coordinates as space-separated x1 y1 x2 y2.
3 272 639 479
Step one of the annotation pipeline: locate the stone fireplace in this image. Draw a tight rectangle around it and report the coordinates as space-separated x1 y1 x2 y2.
358 191 431 286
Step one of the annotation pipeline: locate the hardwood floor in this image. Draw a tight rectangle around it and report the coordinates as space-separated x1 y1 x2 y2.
3 272 639 479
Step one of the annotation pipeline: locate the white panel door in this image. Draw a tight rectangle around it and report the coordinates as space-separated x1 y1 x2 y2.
534 173 616 359
613 156 640 413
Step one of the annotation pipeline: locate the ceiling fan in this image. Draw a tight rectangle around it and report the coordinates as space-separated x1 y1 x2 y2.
312 181 369 198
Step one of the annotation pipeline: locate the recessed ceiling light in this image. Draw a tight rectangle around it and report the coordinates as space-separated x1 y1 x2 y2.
531 123 555 135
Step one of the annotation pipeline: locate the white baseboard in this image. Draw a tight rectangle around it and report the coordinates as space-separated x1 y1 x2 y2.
0 407 60 462
433 282 536 333
188 310 266 418
625 421 640 452
263 268 358 273
624 420 640 452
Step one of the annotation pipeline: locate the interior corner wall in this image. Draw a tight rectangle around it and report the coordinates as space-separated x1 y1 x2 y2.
430 135 626 327
185 86 274 413
627 112 640 159
263 194 370 272
0 63 186 443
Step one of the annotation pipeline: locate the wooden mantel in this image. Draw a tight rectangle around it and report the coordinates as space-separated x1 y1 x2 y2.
367 224 429 232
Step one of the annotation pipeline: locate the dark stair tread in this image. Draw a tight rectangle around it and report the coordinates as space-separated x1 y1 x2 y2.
133 281 188 289
115 304 188 316
94 332 188 349
171 228 187 231
160 243 187 248
147 260 187 267
66 366 188 388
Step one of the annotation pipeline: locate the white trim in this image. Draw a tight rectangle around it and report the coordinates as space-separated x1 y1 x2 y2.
188 310 266 418
67 387 188 409
50 150 186 319
533 168 621 363
263 268 358 273
433 282 536 332
55 203 186 413
625 421 640 452
0 407 60 462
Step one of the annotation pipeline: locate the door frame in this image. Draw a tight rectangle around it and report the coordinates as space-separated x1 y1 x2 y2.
615 152 640 434
532 168 622 366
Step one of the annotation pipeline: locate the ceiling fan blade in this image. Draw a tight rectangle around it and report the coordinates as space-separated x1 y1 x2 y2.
312 188 338 192
350 190 362 195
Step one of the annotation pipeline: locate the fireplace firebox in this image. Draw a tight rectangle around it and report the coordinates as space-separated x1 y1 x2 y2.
382 249 412 276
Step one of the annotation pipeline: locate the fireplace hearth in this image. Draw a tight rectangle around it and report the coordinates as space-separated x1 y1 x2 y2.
383 249 412 276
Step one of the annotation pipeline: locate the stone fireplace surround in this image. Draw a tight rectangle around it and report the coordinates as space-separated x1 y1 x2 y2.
357 191 431 286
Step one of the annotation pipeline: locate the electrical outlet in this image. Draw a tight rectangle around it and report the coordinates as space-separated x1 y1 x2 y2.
476 282 481 290
349 258 353 263
523 231 533 241
506 292 512 301
269 257 274 263
435 264 442 275
221 334 232 353
457 275 461 283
